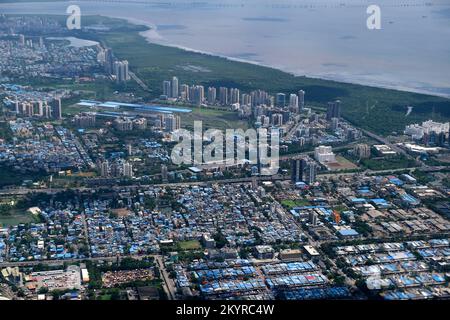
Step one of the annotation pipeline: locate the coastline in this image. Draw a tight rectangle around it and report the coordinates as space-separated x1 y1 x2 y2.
145 36 450 99
0 1 449 99
2 12 450 136
131 19 450 99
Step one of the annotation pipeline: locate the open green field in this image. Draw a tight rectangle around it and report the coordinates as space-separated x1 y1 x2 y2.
360 155 418 171
326 155 359 171
0 166 48 188
0 208 37 227
0 121 12 142
177 240 202 251
180 107 249 131
280 199 311 209
0 212 36 227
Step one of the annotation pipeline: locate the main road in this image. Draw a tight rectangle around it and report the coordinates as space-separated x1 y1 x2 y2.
0 165 445 197
155 255 176 300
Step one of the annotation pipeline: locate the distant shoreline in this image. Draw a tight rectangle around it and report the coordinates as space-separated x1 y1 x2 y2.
126 16 450 100
147 37 450 100
0 1 449 98
2 12 450 136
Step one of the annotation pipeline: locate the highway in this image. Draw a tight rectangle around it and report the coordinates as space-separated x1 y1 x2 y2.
0 165 446 197
129 71 151 92
155 255 176 300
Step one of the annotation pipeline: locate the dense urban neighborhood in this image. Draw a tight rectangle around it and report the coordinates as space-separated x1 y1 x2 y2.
0 13 449 303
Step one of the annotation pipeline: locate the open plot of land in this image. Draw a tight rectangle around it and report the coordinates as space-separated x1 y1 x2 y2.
326 156 359 171
281 199 311 209
361 156 418 171
0 209 37 227
0 166 48 188
177 240 202 251
180 107 249 131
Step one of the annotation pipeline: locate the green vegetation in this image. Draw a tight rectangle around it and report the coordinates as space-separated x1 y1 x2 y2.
352 220 373 237
89 18 450 136
280 199 311 209
176 250 204 263
0 204 38 227
180 107 249 131
107 257 155 271
0 121 12 142
177 240 202 251
85 257 156 293
443 177 450 188
6 14 449 135
143 196 157 211
0 166 48 188
213 230 228 249
412 170 433 184
333 205 348 214
360 155 417 171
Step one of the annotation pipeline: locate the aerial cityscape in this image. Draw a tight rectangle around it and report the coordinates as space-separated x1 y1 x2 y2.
0 0 449 309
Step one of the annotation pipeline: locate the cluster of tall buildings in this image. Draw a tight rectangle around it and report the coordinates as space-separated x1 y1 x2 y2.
161 77 306 114
326 100 341 120
314 145 336 163
17 34 44 48
163 79 205 106
73 112 96 128
353 144 371 159
275 91 305 113
163 77 180 99
291 157 317 185
152 114 181 132
98 160 133 178
14 98 61 119
164 114 181 132
98 48 130 83
404 120 449 147
113 117 147 131
113 60 130 83
288 91 304 113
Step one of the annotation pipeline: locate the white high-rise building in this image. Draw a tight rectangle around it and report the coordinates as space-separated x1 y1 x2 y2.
298 90 305 112
230 88 240 104
354 144 371 159
207 87 216 104
165 114 181 132
123 162 133 178
161 164 168 181
219 87 228 105
314 145 336 163
241 93 252 106
289 94 299 112
100 160 109 177
180 84 189 101
163 81 172 98
171 76 179 98
271 113 283 126
404 120 450 140
191 85 204 106
114 60 130 83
